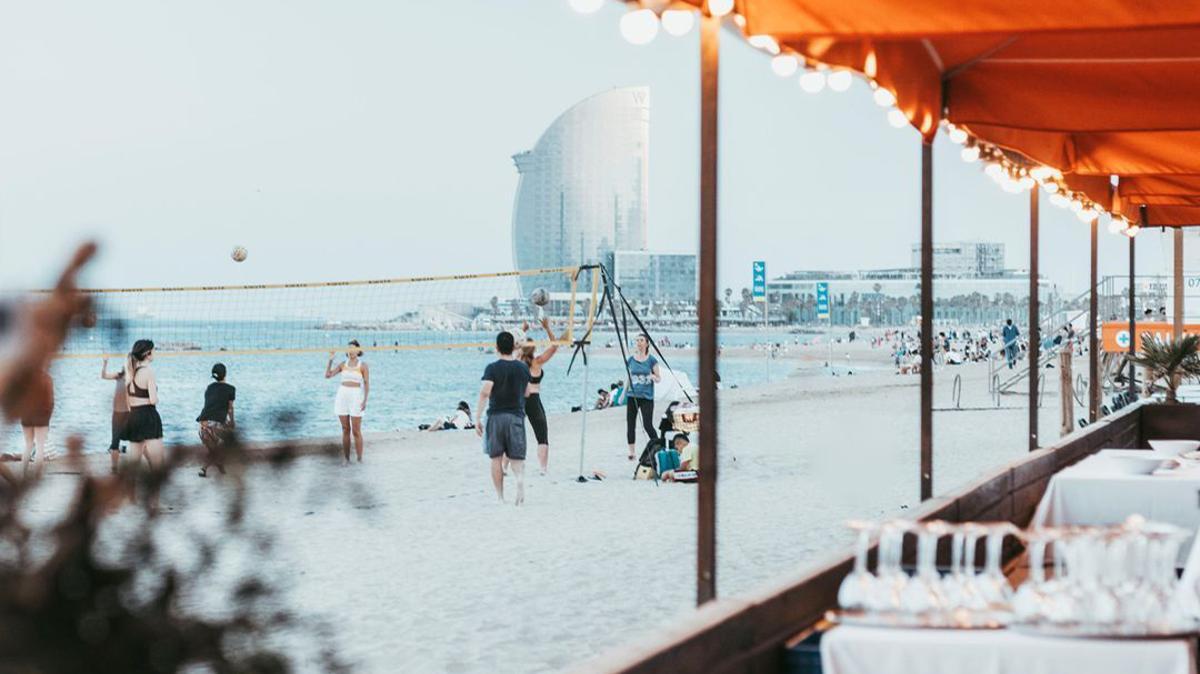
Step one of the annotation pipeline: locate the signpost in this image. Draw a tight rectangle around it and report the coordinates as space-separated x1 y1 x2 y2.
754 261 768 380
817 282 832 369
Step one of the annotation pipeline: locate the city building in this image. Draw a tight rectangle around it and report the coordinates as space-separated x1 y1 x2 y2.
909 241 1005 277
511 86 649 293
606 250 697 304
767 242 1059 326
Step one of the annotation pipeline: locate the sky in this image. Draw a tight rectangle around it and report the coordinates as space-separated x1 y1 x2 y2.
0 0 1180 295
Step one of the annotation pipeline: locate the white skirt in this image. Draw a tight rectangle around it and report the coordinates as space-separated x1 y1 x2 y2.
334 385 365 418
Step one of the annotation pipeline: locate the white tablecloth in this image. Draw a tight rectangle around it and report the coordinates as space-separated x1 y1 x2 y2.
1030 451 1200 564
821 625 1196 674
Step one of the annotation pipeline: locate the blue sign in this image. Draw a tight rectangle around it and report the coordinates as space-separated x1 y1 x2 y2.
752 260 767 300
816 282 830 318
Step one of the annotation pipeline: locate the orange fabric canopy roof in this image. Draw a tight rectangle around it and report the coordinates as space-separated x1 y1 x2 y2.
685 1 1200 223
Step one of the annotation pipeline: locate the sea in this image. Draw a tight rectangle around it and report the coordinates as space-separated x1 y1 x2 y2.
10 327 812 455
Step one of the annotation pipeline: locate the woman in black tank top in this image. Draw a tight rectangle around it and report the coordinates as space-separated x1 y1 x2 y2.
124 339 165 486
519 317 559 475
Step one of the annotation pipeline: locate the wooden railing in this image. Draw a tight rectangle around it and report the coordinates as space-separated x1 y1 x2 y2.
575 402 1153 674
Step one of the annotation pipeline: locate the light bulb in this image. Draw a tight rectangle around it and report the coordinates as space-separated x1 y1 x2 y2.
1029 166 1060 182
827 70 852 92
948 127 968 144
707 0 734 17
1076 208 1097 223
960 146 980 163
887 108 908 128
620 8 659 45
1044 181 1059 194
873 87 896 107
1108 218 1125 234
1018 176 1035 191
799 70 826 93
1049 193 1070 208
748 35 779 54
984 163 1003 180
1070 200 1085 213
661 9 695 36
1126 225 1141 238
770 54 798 77
569 0 604 14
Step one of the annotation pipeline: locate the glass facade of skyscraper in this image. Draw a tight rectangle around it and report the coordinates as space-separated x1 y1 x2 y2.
511 87 649 293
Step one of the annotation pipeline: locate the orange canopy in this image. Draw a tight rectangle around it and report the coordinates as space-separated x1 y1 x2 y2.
678 1 1200 223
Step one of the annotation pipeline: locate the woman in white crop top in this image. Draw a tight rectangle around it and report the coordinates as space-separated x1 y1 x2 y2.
324 339 370 463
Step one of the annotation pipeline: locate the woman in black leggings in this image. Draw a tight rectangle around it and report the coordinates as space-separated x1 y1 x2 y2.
625 334 661 460
519 317 559 475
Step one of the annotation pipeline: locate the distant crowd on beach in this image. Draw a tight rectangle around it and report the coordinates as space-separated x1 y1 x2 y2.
883 319 1086 375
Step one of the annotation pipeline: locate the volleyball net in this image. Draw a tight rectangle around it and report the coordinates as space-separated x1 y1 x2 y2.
30 266 602 358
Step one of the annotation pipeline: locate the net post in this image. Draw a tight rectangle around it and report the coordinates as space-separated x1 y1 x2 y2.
566 266 579 346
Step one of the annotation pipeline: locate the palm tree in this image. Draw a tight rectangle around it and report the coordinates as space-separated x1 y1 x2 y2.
1127 333 1200 403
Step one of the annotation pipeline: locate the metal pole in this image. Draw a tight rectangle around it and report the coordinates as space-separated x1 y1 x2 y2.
919 140 933 501
1089 215 1100 421
1175 227 1185 341
1028 185 1040 450
696 10 719 607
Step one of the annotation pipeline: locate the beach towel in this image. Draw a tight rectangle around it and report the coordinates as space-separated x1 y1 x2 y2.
655 448 680 475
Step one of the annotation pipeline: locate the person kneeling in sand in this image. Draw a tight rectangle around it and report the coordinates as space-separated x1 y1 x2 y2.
661 433 698 483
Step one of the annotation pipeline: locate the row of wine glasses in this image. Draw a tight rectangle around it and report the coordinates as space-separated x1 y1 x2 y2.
836 516 1195 633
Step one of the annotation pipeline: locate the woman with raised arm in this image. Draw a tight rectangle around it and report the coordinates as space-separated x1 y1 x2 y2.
124 339 164 473
325 340 369 463
101 357 129 474
519 317 560 475
625 333 661 461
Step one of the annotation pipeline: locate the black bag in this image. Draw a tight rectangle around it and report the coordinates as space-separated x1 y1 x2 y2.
634 438 664 481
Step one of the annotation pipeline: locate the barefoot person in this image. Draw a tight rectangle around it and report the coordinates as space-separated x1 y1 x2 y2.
19 364 54 478
519 317 559 475
625 334 661 460
325 340 369 463
475 331 531 504
124 340 165 472
196 363 235 478
101 357 129 474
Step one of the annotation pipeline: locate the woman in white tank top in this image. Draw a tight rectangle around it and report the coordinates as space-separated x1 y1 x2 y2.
324 339 370 463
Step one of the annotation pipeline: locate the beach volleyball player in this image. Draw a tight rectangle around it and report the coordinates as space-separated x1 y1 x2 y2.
325 340 369 463
519 316 559 475
124 340 165 471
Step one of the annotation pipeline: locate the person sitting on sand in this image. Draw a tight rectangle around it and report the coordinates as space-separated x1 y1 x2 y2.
661 433 698 483
422 401 474 431
595 389 611 410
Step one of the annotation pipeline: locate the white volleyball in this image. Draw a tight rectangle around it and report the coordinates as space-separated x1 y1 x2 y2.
231 246 248 262
529 287 550 307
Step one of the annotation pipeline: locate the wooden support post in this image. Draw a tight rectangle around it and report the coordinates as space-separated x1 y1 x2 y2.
1028 185 1040 450
920 141 933 501
1128 213 1139 400
1060 350 1073 437
1089 216 1100 421
696 11 719 607
1175 227 1185 341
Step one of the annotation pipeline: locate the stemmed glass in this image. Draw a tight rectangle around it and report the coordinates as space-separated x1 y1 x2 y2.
868 520 912 613
900 521 946 614
837 520 878 611
976 523 1016 609
1012 529 1050 621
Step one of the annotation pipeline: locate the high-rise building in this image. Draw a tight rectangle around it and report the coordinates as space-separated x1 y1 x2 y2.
511 87 649 292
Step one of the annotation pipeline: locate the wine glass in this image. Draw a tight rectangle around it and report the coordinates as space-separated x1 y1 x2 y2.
976 523 1017 609
899 521 946 614
867 520 912 613
838 520 878 611
1012 529 1051 621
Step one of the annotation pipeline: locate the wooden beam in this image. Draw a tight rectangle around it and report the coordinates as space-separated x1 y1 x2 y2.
1175 227 1185 341
1089 216 1100 421
920 141 933 500
1028 185 1040 450
696 11 719 607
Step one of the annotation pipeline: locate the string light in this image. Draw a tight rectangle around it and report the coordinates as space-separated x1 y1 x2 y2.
569 0 604 14
827 70 853 92
872 87 896 108
799 69 827 93
1018 176 1036 191
1076 207 1098 223
887 108 908 128
1069 199 1086 214
747 35 780 54
620 8 659 45
707 0 735 17
948 126 968 144
1108 218 1126 234
1044 181 1060 194
960 145 981 163
1125 224 1140 237
984 163 1004 180
1049 193 1070 208
661 9 695 36
770 54 798 77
